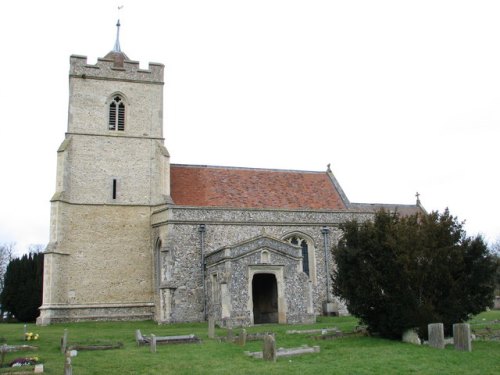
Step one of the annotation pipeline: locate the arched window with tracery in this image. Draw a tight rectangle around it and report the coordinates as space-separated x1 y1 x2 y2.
287 236 310 276
283 233 317 284
109 95 125 131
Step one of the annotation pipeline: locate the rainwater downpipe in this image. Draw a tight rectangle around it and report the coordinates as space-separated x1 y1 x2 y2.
321 226 331 303
198 224 207 321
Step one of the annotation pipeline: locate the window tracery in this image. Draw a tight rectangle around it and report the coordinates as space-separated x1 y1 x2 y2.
109 95 125 131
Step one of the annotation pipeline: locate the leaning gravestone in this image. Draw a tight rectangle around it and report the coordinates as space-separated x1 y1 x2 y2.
263 334 276 362
453 323 472 352
61 329 69 354
428 323 445 349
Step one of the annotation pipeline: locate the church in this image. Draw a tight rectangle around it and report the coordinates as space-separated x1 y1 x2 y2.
37 23 423 326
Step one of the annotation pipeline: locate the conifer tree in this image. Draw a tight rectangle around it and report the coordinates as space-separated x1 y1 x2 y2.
0 252 44 322
332 209 496 339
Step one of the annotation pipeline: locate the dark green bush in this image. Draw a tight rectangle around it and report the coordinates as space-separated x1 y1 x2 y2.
332 209 496 339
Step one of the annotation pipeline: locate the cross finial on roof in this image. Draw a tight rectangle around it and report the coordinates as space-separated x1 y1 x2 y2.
327 163 332 173
415 192 421 205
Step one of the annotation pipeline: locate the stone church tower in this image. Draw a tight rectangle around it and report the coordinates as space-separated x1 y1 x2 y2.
38 23 170 324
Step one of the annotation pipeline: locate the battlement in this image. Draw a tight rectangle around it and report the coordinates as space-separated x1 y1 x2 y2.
69 54 164 84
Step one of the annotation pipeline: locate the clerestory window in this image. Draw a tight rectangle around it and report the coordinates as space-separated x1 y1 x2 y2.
109 96 125 131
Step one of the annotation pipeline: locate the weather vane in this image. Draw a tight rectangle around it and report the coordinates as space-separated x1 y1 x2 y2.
113 5 124 53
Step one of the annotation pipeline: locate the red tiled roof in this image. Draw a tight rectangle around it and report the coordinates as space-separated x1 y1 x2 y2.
170 164 347 210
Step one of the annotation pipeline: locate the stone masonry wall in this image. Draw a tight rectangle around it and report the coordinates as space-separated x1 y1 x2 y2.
62 135 167 206
152 206 374 323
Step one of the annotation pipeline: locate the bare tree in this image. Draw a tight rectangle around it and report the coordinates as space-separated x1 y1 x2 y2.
0 242 15 293
28 244 45 254
490 239 500 296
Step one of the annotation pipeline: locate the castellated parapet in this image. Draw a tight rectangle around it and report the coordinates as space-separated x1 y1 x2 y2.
69 55 164 83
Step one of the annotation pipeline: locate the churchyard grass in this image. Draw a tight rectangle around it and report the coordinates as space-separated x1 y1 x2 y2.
0 311 499 374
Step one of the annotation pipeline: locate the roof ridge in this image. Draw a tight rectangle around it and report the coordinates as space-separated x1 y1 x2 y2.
170 163 325 174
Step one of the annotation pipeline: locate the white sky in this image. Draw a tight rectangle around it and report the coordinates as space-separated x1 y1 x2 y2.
1 0 499 254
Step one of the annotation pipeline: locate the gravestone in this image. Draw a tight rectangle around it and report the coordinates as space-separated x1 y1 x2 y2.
61 329 68 354
402 329 421 345
64 352 72 375
227 328 234 342
428 323 444 349
208 317 215 339
237 329 247 346
263 334 276 362
135 329 143 345
64 350 77 375
34 364 44 373
453 323 472 352
150 334 157 353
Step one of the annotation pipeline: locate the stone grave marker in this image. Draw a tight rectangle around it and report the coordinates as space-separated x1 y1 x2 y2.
227 327 234 342
64 350 77 375
208 316 215 339
237 329 247 346
263 334 276 362
453 323 472 352
34 363 44 373
428 323 445 349
402 329 421 345
61 329 68 354
150 334 157 353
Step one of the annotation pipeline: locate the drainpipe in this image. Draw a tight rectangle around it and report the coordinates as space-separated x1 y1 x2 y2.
321 227 330 303
198 224 207 321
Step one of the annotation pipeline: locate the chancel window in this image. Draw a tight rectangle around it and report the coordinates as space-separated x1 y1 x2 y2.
109 96 125 131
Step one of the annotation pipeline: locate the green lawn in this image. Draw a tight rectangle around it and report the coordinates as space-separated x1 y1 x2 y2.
1 311 499 374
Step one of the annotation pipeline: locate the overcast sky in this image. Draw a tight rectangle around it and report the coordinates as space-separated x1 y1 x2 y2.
1 1 499 254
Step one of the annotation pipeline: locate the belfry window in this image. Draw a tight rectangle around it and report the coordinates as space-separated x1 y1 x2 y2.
109 96 125 131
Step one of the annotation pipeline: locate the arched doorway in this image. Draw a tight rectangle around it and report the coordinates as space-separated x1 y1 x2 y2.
252 273 278 324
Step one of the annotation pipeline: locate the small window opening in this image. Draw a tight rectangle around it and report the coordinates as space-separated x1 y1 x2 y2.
300 240 309 276
112 179 117 199
109 96 125 131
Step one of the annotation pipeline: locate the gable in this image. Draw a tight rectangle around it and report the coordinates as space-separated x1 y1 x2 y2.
205 235 302 267
170 164 347 210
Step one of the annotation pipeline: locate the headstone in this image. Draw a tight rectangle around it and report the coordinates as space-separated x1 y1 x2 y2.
150 334 157 353
34 364 44 373
453 323 472 352
263 334 276 362
402 329 421 345
237 329 247 346
428 323 444 349
227 328 234 342
64 351 72 375
135 329 143 345
208 317 215 339
61 329 68 354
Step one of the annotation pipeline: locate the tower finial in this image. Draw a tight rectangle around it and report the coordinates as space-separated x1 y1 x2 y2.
113 18 122 52
113 6 124 52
